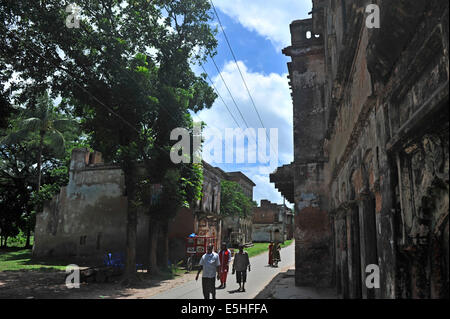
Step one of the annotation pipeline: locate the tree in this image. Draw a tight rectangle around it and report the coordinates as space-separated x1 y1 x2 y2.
1 0 217 282
2 92 76 247
0 87 15 130
0 150 31 247
220 180 256 218
142 160 204 273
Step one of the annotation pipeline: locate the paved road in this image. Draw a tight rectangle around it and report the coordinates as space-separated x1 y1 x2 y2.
150 243 295 299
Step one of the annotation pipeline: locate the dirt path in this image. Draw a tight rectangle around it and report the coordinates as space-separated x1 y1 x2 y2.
0 270 197 299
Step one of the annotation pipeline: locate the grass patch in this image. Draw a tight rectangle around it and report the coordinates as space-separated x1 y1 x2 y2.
244 240 293 258
0 248 68 272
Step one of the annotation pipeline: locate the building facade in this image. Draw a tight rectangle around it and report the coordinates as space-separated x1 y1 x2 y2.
271 0 449 298
216 168 255 247
33 148 223 266
252 200 293 243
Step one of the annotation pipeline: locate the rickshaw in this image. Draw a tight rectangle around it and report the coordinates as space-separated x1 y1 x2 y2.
185 234 216 271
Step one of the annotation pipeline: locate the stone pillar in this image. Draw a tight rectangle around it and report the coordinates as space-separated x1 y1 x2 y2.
335 208 349 298
332 213 341 294
69 148 90 171
358 194 378 299
347 203 362 298
294 205 332 287
284 18 332 289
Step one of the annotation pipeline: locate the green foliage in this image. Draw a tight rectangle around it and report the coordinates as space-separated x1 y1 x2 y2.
5 230 33 248
0 1 218 267
149 167 200 219
0 95 84 247
1 0 218 169
220 180 256 218
0 89 15 129
3 93 76 156
31 167 69 212
180 163 204 207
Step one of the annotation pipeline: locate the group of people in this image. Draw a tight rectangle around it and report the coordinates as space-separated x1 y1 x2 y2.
195 242 250 299
268 241 281 267
195 241 283 299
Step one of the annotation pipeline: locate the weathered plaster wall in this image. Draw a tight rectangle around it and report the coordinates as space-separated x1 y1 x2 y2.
222 215 252 247
282 18 333 287
252 200 291 243
272 0 449 299
252 224 282 243
33 150 226 265
33 148 139 260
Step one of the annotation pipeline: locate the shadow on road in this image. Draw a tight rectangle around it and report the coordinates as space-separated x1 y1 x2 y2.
0 266 194 299
254 269 338 299
228 289 245 294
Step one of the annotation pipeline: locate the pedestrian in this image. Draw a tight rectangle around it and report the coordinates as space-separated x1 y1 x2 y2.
232 244 251 292
195 244 221 299
218 242 232 289
272 241 281 267
268 242 274 266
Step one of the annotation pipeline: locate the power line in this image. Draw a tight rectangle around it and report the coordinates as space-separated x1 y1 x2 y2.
4 30 187 163
200 64 241 129
6 31 140 134
209 0 267 132
209 0 278 157
210 56 249 129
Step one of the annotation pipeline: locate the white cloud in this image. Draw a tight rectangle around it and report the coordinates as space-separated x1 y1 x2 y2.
213 0 312 50
193 60 293 205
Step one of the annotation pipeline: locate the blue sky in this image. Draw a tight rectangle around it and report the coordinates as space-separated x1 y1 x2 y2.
203 13 289 77
192 0 312 207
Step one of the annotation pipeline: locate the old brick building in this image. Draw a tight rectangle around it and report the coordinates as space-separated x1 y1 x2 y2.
252 200 294 242
271 0 449 298
215 168 255 247
33 148 223 265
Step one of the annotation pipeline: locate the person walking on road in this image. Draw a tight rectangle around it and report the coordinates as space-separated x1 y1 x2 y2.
232 244 251 292
196 244 221 299
268 242 274 266
271 241 281 267
218 242 232 289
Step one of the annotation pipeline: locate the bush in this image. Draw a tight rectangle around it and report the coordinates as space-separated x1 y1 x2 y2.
4 230 33 248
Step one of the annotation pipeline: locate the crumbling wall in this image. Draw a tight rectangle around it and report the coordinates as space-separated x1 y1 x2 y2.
33 148 149 261
283 18 333 287
276 0 449 299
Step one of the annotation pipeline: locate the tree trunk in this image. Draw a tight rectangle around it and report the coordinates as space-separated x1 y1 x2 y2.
147 218 160 275
160 220 169 271
25 227 31 248
37 132 44 191
121 165 139 285
27 132 44 250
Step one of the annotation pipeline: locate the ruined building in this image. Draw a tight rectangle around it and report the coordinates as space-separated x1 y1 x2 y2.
252 200 294 242
33 148 257 265
271 0 449 298
33 148 223 265
216 168 255 247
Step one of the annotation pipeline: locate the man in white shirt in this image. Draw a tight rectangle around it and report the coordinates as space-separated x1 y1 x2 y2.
196 244 221 299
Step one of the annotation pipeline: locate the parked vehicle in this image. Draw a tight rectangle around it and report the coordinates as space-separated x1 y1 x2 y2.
185 234 216 271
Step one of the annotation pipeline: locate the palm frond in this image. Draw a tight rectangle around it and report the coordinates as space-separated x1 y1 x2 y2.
53 119 77 131
1 128 31 145
21 117 42 131
47 130 66 155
